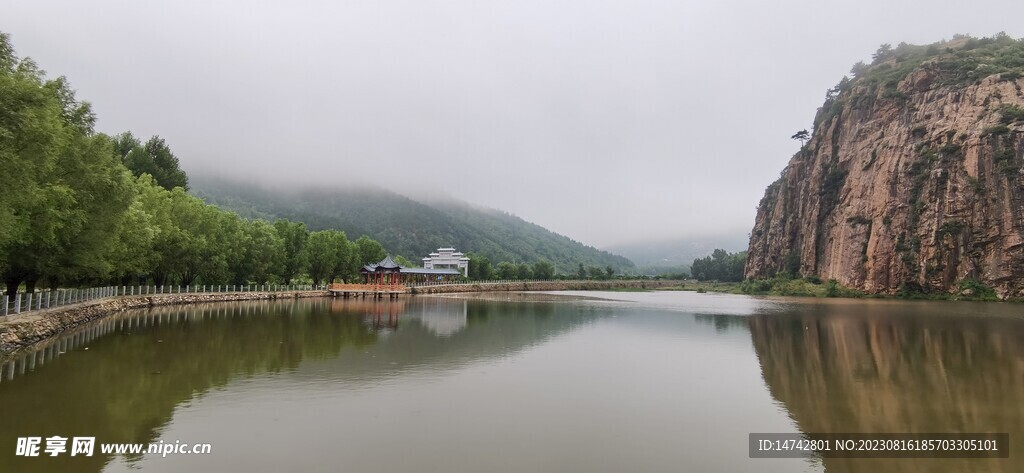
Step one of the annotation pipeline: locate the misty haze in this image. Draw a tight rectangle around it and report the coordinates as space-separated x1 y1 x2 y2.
7 0 1018 248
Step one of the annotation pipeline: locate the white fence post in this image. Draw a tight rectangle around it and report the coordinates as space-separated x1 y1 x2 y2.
2 295 7 316
14 294 21 314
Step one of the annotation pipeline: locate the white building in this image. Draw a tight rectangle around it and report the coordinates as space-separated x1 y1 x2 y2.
423 247 470 277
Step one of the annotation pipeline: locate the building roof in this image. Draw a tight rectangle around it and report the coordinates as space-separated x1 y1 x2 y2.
360 255 403 273
359 255 460 276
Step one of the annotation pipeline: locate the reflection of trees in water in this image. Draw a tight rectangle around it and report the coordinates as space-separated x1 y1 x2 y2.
0 299 378 473
0 297 597 473
750 307 1024 473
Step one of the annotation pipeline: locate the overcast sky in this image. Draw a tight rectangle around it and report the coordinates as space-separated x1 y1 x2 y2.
4 1 1024 248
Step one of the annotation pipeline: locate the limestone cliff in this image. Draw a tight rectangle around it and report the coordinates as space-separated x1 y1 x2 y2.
745 36 1024 299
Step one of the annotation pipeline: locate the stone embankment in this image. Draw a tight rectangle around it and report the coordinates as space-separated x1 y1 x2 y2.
412 280 680 294
0 291 329 356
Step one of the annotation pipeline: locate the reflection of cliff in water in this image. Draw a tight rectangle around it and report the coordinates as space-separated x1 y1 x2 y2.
0 297 598 473
749 301 1024 473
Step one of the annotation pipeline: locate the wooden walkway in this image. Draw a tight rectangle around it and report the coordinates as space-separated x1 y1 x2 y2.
327 284 408 299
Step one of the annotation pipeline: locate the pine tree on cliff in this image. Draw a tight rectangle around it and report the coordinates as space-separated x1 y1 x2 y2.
791 130 809 146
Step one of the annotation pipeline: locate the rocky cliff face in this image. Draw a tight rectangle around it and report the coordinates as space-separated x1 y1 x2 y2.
745 38 1024 299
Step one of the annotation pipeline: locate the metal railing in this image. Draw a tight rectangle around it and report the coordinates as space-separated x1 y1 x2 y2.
1 284 323 317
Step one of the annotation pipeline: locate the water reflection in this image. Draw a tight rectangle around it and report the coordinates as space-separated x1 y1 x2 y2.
0 297 595 473
1 293 1020 473
0 299 382 472
406 298 467 336
694 313 751 333
750 300 1024 473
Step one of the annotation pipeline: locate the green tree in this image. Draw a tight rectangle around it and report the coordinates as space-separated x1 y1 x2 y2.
112 131 139 160
791 129 809 146
871 43 894 64
45 133 135 287
305 230 341 286
116 133 188 191
576 263 587 280
393 255 416 267
496 261 516 279
532 260 555 280
216 211 249 285
245 220 285 284
169 189 226 286
0 40 72 291
134 180 230 286
849 61 868 78
467 252 492 280
329 233 355 283
106 179 159 284
354 235 386 266
516 263 532 280
274 220 309 284
691 249 746 282
1 44 134 293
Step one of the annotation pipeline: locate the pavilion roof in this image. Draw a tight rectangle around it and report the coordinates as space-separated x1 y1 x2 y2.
361 255 403 273
377 255 401 269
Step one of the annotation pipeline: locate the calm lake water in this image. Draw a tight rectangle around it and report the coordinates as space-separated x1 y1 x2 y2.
0 291 1021 472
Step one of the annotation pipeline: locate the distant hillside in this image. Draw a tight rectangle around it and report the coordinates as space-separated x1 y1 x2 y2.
605 234 748 271
191 176 634 274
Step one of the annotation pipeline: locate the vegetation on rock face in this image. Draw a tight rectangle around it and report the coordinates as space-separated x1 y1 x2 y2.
815 33 1024 130
857 33 1024 88
740 275 865 298
748 32 1024 299
955 278 999 301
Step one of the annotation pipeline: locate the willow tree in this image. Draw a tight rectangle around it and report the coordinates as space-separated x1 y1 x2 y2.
354 235 386 266
245 219 285 285
306 230 349 286
274 220 309 284
1 34 133 294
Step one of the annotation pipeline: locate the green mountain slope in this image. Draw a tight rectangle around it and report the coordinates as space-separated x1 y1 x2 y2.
190 176 633 274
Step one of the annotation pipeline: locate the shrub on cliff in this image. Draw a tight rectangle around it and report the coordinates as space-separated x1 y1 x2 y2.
956 279 999 301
